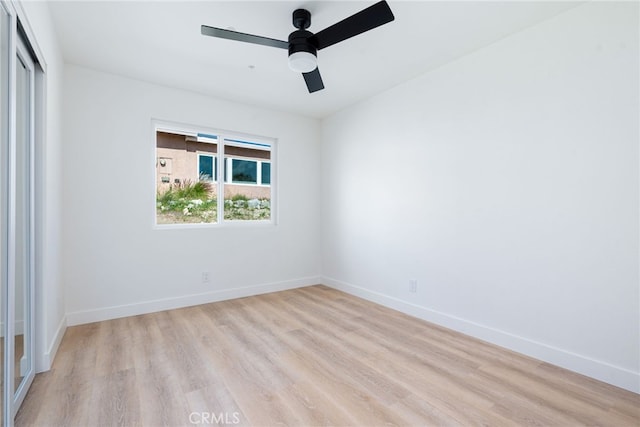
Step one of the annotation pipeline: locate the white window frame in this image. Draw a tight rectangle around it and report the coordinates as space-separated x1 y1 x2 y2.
153 120 277 228
224 157 271 187
197 153 217 183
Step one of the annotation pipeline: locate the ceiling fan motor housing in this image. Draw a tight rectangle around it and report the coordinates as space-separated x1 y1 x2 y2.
288 29 317 57
288 29 317 73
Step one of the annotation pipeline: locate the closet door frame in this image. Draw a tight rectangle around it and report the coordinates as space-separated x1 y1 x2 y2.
0 1 45 425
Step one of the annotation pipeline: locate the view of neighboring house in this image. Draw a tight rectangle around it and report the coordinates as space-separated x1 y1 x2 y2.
156 130 273 224
156 130 271 199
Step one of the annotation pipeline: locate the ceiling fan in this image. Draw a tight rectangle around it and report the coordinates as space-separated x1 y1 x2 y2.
201 1 395 93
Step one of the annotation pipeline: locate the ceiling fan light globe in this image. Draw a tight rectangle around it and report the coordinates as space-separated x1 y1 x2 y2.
288 51 317 73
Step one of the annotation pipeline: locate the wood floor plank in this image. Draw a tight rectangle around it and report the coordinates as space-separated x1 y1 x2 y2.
389 394 465 426
478 363 622 425
158 309 211 394
15 285 640 426
287 328 412 406
356 341 514 426
278 348 411 426
276 381 356 426
92 368 140 427
95 318 135 377
135 364 191 427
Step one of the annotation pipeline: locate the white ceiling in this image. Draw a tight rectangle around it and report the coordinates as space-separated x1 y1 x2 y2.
48 1 579 119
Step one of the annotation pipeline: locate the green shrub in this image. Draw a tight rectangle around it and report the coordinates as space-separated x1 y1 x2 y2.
156 178 217 223
231 193 248 202
157 179 271 223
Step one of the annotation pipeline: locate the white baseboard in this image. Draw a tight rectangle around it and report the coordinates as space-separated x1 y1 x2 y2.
0 320 24 338
36 315 67 373
66 276 320 326
322 276 640 394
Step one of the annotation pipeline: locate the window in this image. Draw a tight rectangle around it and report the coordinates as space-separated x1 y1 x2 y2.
222 138 271 221
261 162 271 185
198 154 217 182
230 159 257 184
223 158 271 185
155 123 275 226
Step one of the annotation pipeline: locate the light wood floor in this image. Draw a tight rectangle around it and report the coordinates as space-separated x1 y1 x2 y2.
16 285 640 426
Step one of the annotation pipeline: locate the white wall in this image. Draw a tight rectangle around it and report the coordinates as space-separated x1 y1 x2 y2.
62 65 321 324
320 2 639 393
19 0 66 372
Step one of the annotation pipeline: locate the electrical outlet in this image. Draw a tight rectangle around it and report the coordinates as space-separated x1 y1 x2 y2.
202 271 210 284
409 279 417 293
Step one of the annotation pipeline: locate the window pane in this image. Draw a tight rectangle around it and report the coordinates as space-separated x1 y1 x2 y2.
156 131 217 224
198 155 216 182
224 139 271 221
231 159 257 184
261 162 271 185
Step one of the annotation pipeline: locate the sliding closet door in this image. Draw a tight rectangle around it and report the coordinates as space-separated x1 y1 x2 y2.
11 29 35 414
0 3 41 424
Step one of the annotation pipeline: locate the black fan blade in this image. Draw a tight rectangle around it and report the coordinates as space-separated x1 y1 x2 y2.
312 1 394 50
303 68 324 93
201 25 288 49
